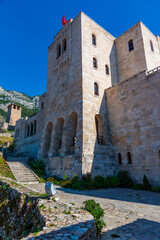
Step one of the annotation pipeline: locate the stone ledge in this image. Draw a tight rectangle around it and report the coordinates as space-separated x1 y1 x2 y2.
22 199 96 240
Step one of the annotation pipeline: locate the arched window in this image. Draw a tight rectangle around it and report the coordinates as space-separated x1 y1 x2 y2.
62 39 67 53
128 39 134 52
31 122 34 136
66 112 77 154
34 120 37 134
92 34 96 46
127 152 132 165
93 57 98 69
27 124 30 137
118 153 122 165
105 64 109 75
94 82 99 96
95 114 106 145
56 44 61 59
42 122 53 157
150 40 154 52
53 118 64 155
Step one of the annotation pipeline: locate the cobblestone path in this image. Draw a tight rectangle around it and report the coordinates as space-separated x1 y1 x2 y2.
29 184 160 240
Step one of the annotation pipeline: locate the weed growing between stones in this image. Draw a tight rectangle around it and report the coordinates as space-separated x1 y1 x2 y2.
62 210 71 214
83 199 106 234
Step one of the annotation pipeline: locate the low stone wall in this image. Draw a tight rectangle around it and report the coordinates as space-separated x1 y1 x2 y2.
44 154 82 179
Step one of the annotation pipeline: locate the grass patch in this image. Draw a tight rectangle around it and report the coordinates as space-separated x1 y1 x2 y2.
0 158 15 180
0 136 14 146
28 191 49 198
83 199 106 234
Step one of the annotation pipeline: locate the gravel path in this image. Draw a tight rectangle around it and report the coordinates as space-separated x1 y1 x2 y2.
28 183 160 240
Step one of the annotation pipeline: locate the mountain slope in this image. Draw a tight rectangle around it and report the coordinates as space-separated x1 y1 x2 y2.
0 86 39 122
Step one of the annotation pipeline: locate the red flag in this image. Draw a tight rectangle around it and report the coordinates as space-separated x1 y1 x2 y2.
62 16 68 26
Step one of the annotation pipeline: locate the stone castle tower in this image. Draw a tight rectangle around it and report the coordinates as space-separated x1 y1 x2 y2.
6 104 21 130
14 12 160 185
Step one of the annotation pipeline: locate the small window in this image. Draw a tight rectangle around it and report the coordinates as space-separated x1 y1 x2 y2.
105 64 109 75
27 124 30 137
127 152 132 165
41 102 44 110
128 39 134 52
62 39 67 53
92 34 96 46
158 150 160 160
34 120 37 134
14 105 16 109
56 44 61 59
17 106 20 110
93 57 98 69
94 82 99 96
118 153 122 165
31 122 34 136
150 40 154 52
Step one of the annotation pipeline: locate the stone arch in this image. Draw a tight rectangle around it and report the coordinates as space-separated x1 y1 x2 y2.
42 122 53 157
66 112 78 154
95 114 106 145
53 118 64 155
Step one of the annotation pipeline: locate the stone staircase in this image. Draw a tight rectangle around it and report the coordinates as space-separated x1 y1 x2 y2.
7 158 40 184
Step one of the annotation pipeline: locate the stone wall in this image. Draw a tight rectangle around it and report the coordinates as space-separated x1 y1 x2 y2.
115 22 147 83
15 108 45 158
106 70 160 185
81 13 116 176
141 22 160 71
38 13 83 161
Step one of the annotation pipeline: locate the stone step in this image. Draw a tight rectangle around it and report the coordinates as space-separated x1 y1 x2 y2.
16 176 38 179
7 160 40 184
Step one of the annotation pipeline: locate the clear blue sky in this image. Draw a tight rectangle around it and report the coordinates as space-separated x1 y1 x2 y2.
0 0 160 96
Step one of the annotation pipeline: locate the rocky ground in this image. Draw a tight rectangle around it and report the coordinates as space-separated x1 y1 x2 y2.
1 176 160 240
0 177 96 240
28 183 160 240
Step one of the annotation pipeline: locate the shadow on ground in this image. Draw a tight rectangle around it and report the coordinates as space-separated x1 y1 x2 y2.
56 186 160 206
100 218 160 240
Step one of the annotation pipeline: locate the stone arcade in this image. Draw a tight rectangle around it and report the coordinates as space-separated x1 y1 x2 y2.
15 12 160 185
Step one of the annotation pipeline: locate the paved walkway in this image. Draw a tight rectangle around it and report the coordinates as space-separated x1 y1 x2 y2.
28 183 160 240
